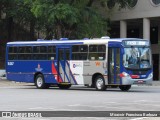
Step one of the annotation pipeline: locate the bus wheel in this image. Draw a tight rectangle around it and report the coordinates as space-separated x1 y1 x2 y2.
119 85 131 91
35 74 49 89
58 84 71 89
95 75 106 91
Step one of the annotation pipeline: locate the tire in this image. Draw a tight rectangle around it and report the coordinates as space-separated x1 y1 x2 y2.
95 75 106 91
58 84 71 89
35 74 50 89
119 85 131 91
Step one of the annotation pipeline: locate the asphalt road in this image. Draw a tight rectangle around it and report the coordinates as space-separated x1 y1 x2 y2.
0 80 160 120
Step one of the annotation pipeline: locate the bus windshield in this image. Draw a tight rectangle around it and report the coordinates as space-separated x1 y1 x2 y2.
123 46 151 69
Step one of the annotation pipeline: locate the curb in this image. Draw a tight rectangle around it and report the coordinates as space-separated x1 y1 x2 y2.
0 77 6 80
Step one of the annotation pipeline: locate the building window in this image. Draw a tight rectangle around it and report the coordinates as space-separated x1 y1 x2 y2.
128 0 138 8
107 0 115 9
150 27 158 44
151 0 160 5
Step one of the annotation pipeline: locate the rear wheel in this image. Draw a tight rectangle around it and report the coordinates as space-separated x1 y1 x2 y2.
35 74 50 89
95 75 106 91
58 84 71 89
119 85 131 91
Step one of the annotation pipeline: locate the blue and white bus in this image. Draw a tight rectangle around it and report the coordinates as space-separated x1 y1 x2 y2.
6 37 153 91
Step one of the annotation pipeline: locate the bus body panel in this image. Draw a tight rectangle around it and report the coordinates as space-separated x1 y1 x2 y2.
7 73 34 83
83 61 108 85
7 61 58 84
6 38 153 88
69 61 84 84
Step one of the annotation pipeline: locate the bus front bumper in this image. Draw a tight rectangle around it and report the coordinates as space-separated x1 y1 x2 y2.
121 76 153 85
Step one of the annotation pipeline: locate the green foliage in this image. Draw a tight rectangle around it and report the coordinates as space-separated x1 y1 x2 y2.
0 0 130 39
76 7 107 38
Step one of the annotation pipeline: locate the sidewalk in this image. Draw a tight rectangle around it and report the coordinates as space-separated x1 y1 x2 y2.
0 69 5 77
0 77 34 86
152 81 160 86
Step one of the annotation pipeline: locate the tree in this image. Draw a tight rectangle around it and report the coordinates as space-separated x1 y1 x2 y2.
27 0 79 39
27 0 131 39
1 0 131 40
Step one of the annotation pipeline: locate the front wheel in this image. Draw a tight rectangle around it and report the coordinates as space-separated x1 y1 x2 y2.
119 85 131 91
35 74 50 89
95 75 106 91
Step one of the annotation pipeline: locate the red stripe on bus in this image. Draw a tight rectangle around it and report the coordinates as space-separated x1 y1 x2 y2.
52 62 62 82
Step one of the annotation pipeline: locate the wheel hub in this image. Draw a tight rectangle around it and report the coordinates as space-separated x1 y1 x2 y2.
37 77 43 87
96 79 103 89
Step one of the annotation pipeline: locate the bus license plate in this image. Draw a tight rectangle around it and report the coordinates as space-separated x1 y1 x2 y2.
138 80 144 83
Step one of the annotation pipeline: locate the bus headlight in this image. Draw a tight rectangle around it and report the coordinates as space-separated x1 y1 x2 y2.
123 72 129 77
119 72 129 77
148 73 153 78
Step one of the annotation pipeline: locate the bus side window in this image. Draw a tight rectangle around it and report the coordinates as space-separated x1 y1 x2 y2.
98 45 106 52
19 47 25 53
18 54 25 60
48 46 56 60
89 45 97 60
9 47 17 53
8 54 17 60
32 46 48 60
72 45 88 60
72 45 79 52
33 46 40 60
40 46 47 53
33 46 40 53
26 47 32 53
98 45 106 60
80 45 88 52
8 47 17 60
89 45 106 60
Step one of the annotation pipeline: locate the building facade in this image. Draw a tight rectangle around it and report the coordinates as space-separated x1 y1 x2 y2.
108 0 160 81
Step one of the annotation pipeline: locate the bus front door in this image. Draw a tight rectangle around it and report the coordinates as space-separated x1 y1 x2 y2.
108 48 121 84
58 48 71 83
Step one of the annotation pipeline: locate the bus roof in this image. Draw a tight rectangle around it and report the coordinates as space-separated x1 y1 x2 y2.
7 38 148 46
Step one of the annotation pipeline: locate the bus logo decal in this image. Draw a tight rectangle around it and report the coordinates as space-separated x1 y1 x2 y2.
73 63 82 68
35 64 43 71
95 62 101 66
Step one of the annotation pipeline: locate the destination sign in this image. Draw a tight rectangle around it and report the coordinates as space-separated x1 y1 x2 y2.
123 40 149 46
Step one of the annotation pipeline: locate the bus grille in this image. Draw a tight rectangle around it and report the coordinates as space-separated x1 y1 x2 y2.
132 70 148 75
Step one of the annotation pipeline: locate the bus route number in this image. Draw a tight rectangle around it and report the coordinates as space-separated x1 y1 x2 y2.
8 62 14 66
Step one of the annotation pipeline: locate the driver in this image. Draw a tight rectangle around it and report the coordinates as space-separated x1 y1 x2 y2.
130 46 138 64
